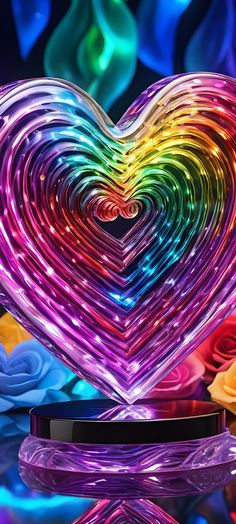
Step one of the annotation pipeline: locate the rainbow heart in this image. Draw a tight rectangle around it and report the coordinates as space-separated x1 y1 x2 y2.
0 74 235 403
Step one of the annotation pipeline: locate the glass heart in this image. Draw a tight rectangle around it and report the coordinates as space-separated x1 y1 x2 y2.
0 74 235 403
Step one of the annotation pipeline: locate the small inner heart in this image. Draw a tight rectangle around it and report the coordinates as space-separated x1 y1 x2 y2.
95 214 139 239
94 198 142 238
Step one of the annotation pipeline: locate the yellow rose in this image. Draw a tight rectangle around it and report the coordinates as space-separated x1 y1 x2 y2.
0 312 32 353
208 360 236 415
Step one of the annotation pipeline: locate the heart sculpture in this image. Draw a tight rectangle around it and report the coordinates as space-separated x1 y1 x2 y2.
0 74 235 403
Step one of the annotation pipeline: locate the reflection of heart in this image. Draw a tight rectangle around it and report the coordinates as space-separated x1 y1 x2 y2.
0 74 235 403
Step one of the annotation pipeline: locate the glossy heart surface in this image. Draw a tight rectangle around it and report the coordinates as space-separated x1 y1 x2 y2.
0 74 235 403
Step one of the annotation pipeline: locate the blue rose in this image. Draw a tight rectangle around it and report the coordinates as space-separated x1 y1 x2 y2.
0 341 71 412
0 412 29 436
0 339 103 413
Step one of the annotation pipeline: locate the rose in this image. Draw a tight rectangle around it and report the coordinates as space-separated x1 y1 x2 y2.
195 315 236 383
0 312 102 409
208 360 236 415
0 312 32 353
146 354 205 399
0 338 102 412
0 412 29 436
0 340 72 412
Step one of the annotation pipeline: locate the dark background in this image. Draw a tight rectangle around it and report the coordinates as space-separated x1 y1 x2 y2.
0 0 211 122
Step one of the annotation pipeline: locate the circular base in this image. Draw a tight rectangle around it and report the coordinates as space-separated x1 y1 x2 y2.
18 399 236 498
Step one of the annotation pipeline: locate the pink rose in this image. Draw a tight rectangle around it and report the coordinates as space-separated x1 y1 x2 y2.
146 354 205 399
195 315 236 384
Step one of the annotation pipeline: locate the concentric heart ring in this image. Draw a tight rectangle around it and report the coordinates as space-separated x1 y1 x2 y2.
0 74 235 403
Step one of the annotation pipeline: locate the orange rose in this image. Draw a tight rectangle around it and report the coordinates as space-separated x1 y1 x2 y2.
195 315 236 383
208 360 236 415
0 312 32 353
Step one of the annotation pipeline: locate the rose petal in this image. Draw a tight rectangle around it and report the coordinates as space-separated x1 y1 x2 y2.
0 397 14 413
38 368 67 390
223 384 236 397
